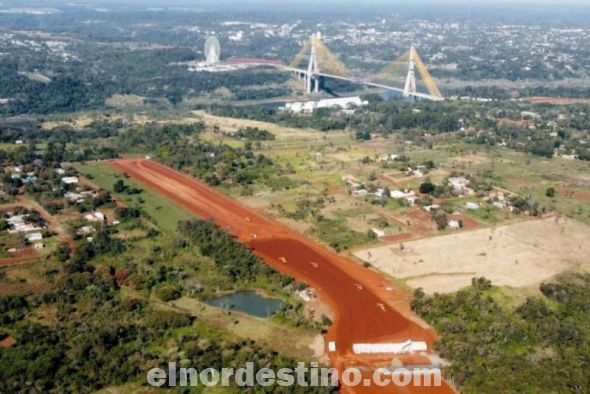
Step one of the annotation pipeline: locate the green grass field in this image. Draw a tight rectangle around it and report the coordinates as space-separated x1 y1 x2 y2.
75 162 190 232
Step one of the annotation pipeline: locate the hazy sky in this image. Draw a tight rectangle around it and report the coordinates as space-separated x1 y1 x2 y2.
73 0 590 4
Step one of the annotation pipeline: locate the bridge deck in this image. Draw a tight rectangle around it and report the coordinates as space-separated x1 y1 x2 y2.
283 66 443 101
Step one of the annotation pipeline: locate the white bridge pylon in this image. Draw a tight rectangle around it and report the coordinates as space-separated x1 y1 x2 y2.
285 34 444 101
403 46 418 99
306 42 320 93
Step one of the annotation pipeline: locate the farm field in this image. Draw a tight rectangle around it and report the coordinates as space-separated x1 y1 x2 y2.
354 216 590 294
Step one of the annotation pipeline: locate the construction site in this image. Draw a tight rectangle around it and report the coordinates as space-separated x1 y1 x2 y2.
111 158 455 394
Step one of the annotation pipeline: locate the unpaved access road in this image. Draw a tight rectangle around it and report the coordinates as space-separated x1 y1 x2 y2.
111 159 454 394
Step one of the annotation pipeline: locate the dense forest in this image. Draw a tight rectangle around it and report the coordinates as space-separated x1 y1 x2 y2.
412 275 590 393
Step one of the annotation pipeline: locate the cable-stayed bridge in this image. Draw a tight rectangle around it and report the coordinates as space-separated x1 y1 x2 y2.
282 33 444 101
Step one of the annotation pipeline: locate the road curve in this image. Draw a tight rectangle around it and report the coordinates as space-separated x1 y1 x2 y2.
111 159 454 394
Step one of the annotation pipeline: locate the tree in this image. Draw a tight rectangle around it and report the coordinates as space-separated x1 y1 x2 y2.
355 130 371 141
432 210 448 230
419 182 436 194
56 242 71 262
113 180 126 193
545 187 556 198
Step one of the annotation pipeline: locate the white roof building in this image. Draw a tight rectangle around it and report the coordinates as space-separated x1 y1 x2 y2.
353 340 428 355
284 96 368 114
84 212 105 222
26 232 43 242
61 176 79 184
390 189 415 199
7 214 43 233
448 220 461 229
371 228 385 237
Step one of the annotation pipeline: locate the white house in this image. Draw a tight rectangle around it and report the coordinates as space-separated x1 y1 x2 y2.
390 189 415 199
7 214 42 233
371 228 385 237
423 204 440 212
26 232 43 242
84 212 106 222
61 176 79 185
448 220 461 229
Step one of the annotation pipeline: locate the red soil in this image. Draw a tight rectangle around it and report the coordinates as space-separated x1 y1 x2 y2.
558 188 590 202
380 233 414 243
111 159 454 394
448 213 479 230
0 336 16 348
0 247 38 267
404 208 437 235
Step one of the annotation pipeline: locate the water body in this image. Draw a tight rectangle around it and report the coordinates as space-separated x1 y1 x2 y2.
206 291 284 318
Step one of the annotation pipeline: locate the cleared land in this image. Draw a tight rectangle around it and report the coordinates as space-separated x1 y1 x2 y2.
168 297 323 361
524 96 590 105
111 159 454 394
355 217 590 294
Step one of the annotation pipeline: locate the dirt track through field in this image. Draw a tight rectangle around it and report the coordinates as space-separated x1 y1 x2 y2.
111 159 453 394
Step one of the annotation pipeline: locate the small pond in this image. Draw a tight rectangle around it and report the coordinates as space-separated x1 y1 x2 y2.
206 291 283 318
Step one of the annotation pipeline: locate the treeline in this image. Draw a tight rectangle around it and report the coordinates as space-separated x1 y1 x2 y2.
234 87 291 100
412 275 590 393
209 105 348 132
118 123 284 187
178 219 291 285
0 119 122 145
0 141 117 167
449 85 590 100
117 122 205 153
352 100 460 134
234 126 276 141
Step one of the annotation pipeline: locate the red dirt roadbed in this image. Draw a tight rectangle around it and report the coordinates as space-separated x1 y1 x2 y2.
111 159 454 394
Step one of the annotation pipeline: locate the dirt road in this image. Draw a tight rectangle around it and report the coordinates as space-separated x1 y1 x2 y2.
111 159 454 394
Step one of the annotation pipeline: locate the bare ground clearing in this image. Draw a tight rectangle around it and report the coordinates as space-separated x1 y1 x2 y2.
355 217 590 294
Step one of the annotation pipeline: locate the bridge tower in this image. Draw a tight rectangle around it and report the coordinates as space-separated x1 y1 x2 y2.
305 37 320 94
403 46 417 99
